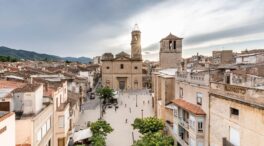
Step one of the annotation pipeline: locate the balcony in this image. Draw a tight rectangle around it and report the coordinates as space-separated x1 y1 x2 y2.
176 134 189 146
178 118 189 130
165 120 174 135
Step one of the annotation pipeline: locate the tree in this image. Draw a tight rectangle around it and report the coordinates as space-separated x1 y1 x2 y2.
96 87 115 105
132 117 164 134
90 134 106 146
132 117 174 146
90 120 114 136
65 60 71 64
133 132 174 146
90 120 113 146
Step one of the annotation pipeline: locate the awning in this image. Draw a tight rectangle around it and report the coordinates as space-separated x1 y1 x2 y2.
73 128 92 142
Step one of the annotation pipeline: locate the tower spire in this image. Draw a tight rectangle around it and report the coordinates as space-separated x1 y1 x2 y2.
133 24 140 31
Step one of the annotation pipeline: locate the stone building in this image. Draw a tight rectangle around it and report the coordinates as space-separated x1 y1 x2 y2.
212 50 234 65
209 81 264 146
101 25 143 90
0 111 15 146
159 33 183 69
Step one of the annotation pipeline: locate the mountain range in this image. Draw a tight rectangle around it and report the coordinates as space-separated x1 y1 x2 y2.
0 46 92 64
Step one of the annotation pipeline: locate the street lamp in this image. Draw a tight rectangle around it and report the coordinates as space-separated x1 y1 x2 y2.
99 98 102 119
132 131 135 144
141 109 144 119
136 95 138 107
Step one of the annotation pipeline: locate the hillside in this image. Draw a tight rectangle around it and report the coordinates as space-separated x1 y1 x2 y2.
0 46 92 63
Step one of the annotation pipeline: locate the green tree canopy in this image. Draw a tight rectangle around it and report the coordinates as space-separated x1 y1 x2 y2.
96 87 115 104
90 120 113 146
132 117 164 134
90 120 114 136
90 134 106 146
133 132 174 146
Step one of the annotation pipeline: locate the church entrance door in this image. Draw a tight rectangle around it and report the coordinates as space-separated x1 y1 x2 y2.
119 81 125 90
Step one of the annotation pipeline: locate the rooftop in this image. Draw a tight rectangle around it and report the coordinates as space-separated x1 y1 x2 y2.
0 80 26 89
13 84 41 93
171 99 206 115
0 111 14 122
160 33 183 41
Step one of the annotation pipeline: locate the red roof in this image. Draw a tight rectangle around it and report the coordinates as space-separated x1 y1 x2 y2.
0 80 26 89
171 99 206 115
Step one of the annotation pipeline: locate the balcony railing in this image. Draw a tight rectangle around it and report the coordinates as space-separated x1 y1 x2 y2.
178 118 189 130
176 135 189 146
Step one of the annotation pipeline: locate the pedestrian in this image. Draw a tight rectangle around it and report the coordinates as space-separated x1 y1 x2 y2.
148 100 149 104
143 100 145 105
115 106 117 112
125 118 128 123
129 107 131 113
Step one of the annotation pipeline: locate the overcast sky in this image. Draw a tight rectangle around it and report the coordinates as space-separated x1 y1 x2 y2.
0 0 264 61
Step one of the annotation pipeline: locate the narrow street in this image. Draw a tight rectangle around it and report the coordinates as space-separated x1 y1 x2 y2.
77 89 154 146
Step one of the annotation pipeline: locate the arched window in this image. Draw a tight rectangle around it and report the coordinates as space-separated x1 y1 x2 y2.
169 41 173 49
120 64 124 69
106 80 110 87
134 80 138 88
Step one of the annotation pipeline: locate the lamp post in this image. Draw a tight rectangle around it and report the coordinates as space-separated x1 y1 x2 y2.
136 95 138 107
132 131 135 144
141 109 144 119
99 98 102 119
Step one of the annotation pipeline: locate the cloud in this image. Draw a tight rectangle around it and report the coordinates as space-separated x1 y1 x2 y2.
112 0 264 60
0 0 263 60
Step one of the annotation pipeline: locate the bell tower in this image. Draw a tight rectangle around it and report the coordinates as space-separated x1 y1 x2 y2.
131 24 142 60
159 33 183 69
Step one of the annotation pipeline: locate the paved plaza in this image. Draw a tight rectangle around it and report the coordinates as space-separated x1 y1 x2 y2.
76 89 154 146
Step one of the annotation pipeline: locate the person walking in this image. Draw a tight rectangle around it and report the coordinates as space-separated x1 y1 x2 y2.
125 118 128 123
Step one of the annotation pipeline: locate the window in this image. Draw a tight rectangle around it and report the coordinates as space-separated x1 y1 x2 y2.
120 64 124 69
179 87 183 98
230 107 239 118
47 118 51 131
58 116 64 128
37 130 42 142
173 41 176 49
106 66 110 69
173 109 178 117
169 41 173 49
198 121 203 132
106 80 110 86
196 92 203 105
189 115 195 130
42 124 47 138
47 139 51 146
134 66 138 69
230 127 240 146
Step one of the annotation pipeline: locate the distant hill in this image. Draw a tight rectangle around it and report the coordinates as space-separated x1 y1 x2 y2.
0 46 92 64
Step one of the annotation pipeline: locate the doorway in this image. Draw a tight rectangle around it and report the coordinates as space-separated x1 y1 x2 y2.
119 81 125 90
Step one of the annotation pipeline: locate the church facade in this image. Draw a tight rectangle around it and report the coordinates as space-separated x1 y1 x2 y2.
101 25 143 90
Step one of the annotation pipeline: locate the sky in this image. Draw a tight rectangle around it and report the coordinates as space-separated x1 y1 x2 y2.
0 0 264 61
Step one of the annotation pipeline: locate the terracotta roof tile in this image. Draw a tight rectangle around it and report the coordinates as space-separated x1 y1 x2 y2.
0 80 26 89
13 84 41 93
171 99 206 115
